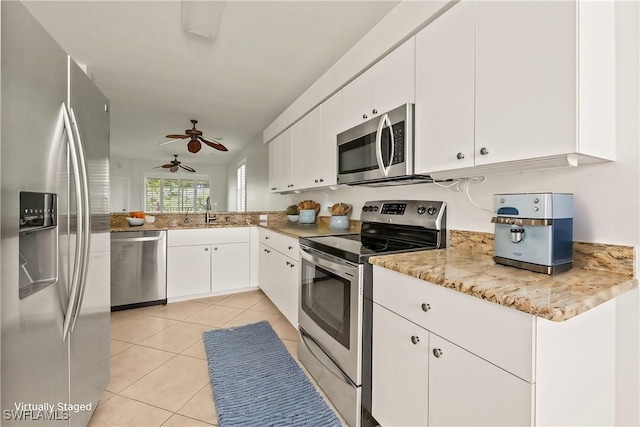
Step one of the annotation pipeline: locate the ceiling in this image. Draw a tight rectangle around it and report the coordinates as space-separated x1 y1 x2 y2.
23 1 398 166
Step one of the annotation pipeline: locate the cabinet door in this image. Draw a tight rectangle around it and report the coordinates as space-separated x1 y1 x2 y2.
428 334 534 427
370 37 415 116
372 303 429 427
167 245 210 298
211 242 250 292
342 68 372 131
258 243 274 299
415 1 475 174
300 106 323 188
290 120 306 190
268 141 277 192
317 91 341 187
280 255 299 328
475 1 576 165
269 129 292 192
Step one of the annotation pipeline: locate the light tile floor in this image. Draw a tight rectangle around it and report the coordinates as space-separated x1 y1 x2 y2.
88 289 346 427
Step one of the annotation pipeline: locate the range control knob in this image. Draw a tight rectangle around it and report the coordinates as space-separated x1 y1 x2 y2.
362 206 368 212
427 206 437 215
417 206 427 215
372 206 379 212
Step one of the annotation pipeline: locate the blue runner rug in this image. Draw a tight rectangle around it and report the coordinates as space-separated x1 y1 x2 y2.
203 321 342 427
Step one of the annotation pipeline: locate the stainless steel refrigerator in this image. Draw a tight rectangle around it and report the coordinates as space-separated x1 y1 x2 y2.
1 2 111 426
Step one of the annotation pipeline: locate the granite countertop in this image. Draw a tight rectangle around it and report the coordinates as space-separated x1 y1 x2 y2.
110 222 252 232
257 221 358 239
369 246 637 322
111 220 358 237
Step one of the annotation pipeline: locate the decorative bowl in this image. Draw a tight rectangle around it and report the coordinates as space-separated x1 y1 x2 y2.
145 215 156 224
330 215 349 230
299 209 316 224
127 217 145 226
287 215 299 222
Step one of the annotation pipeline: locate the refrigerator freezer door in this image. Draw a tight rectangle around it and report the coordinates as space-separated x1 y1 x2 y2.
1 2 71 425
68 59 111 427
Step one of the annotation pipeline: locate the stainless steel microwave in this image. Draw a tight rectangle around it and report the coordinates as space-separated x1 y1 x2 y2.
336 103 432 186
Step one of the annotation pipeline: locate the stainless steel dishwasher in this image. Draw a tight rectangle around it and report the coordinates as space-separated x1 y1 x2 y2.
110 230 167 311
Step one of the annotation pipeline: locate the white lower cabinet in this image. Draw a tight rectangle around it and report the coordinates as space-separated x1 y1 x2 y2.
258 229 299 328
167 245 211 298
372 303 429 427
428 334 533 427
167 228 250 299
372 266 617 427
211 242 250 292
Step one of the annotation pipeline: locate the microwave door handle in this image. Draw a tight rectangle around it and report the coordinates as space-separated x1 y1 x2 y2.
375 113 394 176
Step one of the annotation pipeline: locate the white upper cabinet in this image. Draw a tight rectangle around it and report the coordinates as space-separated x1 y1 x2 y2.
342 38 415 132
316 91 342 187
269 91 342 193
424 0 615 179
268 128 292 193
475 0 578 165
415 1 475 174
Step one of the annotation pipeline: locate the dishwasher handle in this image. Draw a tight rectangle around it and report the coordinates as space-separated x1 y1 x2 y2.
111 236 165 243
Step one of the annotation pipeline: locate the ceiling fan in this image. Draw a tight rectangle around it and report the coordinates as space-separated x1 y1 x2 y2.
158 119 228 153
154 155 196 173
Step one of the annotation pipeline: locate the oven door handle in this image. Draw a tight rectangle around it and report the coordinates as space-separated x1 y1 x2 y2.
300 246 358 279
300 328 356 388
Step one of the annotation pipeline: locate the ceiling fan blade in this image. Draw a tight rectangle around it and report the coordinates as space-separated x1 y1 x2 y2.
179 164 196 173
187 139 201 153
198 136 228 152
170 165 179 173
165 134 189 139
158 138 185 146
160 163 173 168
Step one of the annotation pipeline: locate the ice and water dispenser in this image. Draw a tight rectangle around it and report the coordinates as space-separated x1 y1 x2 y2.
19 191 58 299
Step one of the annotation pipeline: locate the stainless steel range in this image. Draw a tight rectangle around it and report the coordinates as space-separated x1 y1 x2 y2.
298 200 447 427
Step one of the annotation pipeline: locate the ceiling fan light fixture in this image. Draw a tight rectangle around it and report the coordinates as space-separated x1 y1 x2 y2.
182 0 225 40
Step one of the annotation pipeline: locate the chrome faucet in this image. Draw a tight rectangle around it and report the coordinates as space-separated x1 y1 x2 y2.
205 197 216 223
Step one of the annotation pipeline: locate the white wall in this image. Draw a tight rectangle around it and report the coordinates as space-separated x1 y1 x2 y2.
110 156 227 212
226 133 293 212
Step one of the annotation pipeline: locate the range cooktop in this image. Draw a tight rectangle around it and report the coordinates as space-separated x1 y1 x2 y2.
300 200 447 263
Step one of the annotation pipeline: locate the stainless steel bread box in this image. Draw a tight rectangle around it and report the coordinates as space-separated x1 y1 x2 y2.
492 193 573 274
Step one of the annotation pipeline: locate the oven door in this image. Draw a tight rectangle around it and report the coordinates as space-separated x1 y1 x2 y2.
299 245 363 385
337 103 413 185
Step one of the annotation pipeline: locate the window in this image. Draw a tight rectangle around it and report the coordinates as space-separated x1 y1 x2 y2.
236 159 246 212
144 175 210 212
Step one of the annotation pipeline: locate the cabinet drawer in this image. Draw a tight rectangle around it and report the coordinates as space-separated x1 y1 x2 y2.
168 227 250 247
259 228 299 259
373 266 535 382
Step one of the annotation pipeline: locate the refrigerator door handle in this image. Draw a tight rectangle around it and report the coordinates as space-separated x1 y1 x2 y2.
69 106 92 334
61 103 84 341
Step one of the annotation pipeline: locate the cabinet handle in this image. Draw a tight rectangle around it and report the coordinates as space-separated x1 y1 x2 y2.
411 336 420 345
480 147 489 156
288 246 293 250
319 178 324 183
421 303 431 312
372 109 378 114
264 249 270 253
315 179 319 183
362 114 368 119
286 261 290 266
204 248 208 251
433 348 443 358
265 236 269 239
289 263 295 268
213 247 218 251
456 152 465 160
